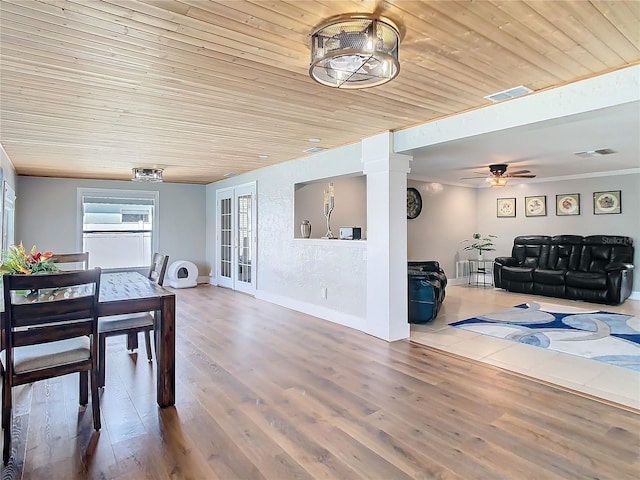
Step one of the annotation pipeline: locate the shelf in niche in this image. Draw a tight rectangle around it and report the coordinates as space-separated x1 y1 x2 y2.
294 175 367 242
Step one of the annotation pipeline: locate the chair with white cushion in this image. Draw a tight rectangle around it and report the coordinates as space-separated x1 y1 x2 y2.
97 253 169 387
2 268 102 464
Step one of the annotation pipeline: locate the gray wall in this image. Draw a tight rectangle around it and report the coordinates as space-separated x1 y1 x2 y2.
407 173 639 293
477 172 640 289
16 176 207 275
407 180 476 278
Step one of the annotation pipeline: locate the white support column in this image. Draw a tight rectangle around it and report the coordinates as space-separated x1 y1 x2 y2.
362 132 412 341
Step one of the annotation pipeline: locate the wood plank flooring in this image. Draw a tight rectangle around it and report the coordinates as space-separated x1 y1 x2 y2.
2 285 639 479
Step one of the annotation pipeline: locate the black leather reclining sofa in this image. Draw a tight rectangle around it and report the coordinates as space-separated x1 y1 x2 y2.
407 261 447 323
494 235 634 305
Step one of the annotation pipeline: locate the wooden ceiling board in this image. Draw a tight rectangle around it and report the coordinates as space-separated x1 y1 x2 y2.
1 0 639 184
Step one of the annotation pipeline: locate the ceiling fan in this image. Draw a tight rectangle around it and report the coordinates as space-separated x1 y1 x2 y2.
462 163 536 186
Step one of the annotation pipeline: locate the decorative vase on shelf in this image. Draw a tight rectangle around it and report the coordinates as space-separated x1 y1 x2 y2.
300 220 311 239
477 252 483 261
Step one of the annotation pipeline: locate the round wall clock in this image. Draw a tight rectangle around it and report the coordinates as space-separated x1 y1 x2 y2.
407 187 422 219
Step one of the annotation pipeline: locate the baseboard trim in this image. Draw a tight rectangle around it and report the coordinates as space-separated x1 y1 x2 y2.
629 291 640 301
256 290 367 333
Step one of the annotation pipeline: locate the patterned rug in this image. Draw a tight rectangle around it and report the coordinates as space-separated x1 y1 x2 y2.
450 302 640 371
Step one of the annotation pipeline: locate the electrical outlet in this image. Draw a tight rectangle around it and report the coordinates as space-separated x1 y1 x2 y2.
321 287 327 299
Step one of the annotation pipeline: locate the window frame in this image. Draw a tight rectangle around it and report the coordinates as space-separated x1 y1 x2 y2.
3 181 16 251
77 187 159 271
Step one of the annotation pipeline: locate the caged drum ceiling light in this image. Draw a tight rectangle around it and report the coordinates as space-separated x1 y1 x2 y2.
132 167 163 183
309 13 401 89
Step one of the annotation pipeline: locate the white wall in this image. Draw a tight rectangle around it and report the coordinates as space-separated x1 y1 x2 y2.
407 180 477 279
476 173 640 291
0 145 17 190
207 143 368 328
396 66 640 153
16 176 207 275
399 66 640 299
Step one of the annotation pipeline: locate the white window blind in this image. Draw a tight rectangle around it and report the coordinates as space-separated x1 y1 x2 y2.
79 189 158 269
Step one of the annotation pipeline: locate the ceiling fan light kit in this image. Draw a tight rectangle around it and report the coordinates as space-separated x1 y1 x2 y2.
462 163 536 187
488 177 508 187
309 13 400 89
131 167 163 183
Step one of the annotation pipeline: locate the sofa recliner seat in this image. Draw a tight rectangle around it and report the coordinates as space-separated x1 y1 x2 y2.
494 235 634 305
503 266 535 283
407 261 447 323
532 269 566 285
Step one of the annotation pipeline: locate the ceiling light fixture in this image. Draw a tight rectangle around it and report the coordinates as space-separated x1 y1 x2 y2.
488 177 508 187
309 13 400 89
132 167 163 182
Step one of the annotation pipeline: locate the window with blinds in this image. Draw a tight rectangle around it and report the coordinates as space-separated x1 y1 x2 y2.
79 188 159 269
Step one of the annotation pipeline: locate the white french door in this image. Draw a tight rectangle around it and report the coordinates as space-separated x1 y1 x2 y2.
215 182 256 295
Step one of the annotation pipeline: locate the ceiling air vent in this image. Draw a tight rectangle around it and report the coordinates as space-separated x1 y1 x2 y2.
484 85 533 103
303 146 327 154
574 148 617 158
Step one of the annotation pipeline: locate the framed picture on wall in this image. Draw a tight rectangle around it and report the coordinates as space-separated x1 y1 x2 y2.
525 195 547 217
593 190 621 215
556 193 580 216
497 197 516 217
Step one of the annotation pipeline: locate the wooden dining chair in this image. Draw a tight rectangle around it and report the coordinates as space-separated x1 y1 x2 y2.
0 248 89 362
50 252 90 270
97 253 169 387
2 268 102 464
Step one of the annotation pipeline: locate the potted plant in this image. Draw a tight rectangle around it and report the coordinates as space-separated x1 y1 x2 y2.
0 243 59 275
462 233 497 261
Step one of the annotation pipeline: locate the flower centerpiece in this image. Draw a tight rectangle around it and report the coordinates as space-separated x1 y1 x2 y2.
0 243 60 275
462 233 497 261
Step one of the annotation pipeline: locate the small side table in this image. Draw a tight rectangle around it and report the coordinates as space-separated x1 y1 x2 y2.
468 259 494 288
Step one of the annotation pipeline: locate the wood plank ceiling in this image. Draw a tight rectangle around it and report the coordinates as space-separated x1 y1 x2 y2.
1 0 639 184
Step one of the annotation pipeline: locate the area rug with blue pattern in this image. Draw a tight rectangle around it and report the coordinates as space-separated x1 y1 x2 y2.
450 302 640 371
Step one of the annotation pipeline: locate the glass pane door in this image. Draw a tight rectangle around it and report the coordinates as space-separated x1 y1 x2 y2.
233 183 256 295
215 183 256 294
217 191 233 289
236 193 252 287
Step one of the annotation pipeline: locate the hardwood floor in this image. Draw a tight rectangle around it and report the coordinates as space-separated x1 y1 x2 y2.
2 285 639 479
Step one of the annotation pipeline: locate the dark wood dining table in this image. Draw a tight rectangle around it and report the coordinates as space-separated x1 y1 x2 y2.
1 271 176 408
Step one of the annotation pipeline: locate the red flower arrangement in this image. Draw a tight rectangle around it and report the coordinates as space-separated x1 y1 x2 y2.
0 243 60 274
